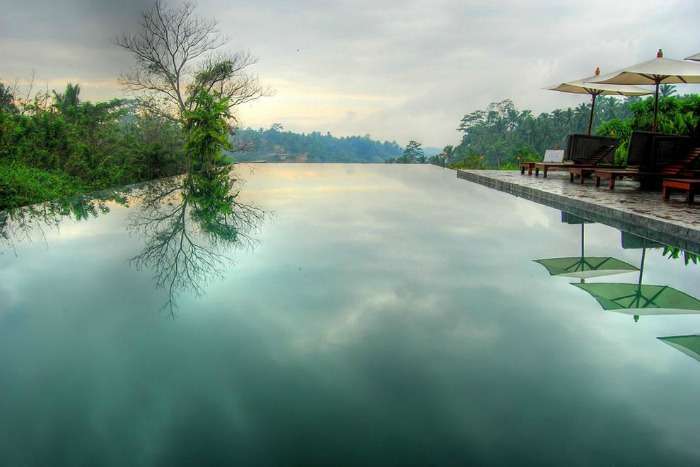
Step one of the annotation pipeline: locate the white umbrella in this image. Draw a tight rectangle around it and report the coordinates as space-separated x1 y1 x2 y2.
591 49 700 131
547 67 652 134
685 53 700 61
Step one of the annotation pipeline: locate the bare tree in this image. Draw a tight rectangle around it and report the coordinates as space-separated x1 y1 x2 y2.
115 0 266 121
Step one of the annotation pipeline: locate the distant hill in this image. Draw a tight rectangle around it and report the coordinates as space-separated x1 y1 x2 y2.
228 126 403 163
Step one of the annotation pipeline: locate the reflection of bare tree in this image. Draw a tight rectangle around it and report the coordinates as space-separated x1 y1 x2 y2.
129 170 263 316
0 169 262 316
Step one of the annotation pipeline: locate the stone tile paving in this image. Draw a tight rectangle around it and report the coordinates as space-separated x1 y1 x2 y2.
457 169 700 253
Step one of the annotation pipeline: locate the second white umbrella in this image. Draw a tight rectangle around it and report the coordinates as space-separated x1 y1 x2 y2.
547 67 651 134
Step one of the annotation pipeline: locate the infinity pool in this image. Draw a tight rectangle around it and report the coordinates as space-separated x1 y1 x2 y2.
1 164 700 466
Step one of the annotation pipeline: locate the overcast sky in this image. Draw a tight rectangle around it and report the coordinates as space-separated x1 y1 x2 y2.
1 0 700 146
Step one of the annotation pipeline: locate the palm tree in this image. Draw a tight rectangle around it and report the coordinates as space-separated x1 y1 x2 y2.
53 83 81 114
660 84 676 97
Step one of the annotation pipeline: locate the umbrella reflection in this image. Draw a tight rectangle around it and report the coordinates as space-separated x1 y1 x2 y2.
573 233 700 322
534 211 638 282
573 282 700 321
658 335 700 364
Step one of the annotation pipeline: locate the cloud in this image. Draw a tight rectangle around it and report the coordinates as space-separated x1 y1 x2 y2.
1 0 700 145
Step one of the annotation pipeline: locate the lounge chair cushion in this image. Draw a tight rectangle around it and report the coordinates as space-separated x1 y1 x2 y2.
543 150 565 163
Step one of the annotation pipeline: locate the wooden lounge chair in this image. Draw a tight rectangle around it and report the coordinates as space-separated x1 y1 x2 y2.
519 149 563 175
595 144 700 190
532 149 566 177
594 168 640 189
566 144 618 183
520 161 537 175
539 144 617 178
569 166 602 184
662 178 700 203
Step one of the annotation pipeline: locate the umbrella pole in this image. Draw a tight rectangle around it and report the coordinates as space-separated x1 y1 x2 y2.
580 224 585 283
652 81 660 132
636 247 647 307
588 94 598 135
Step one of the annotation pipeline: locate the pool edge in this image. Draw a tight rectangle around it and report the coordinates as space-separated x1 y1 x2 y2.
457 169 700 254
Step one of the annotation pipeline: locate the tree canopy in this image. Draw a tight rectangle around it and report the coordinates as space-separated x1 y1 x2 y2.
0 83 187 210
385 140 425 163
444 94 700 169
230 125 403 163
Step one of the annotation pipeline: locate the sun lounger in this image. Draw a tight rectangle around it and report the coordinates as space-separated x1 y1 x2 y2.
569 166 603 184
594 168 640 189
520 161 537 175
520 149 563 176
532 150 566 177
538 143 618 179
595 144 700 190
662 178 700 203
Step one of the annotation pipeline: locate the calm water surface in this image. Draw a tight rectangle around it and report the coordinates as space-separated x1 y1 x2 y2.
1 164 700 466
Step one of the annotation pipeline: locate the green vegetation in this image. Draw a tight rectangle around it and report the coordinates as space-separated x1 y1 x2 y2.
385 140 425 163
4 0 698 209
441 93 700 169
231 124 402 162
0 83 186 210
596 94 700 165
443 97 633 169
184 90 232 173
0 162 83 209
1 0 256 211
663 245 699 266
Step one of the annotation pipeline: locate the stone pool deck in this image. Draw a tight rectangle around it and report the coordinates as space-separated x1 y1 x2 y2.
457 170 700 253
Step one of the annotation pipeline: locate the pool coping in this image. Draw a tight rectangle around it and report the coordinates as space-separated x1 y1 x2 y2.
457 169 700 254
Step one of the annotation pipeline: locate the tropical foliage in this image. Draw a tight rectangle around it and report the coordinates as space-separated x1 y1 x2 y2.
445 97 635 169
596 94 700 165
386 140 425 163
663 245 699 266
443 94 700 169
183 90 232 173
1 1 264 211
0 83 187 210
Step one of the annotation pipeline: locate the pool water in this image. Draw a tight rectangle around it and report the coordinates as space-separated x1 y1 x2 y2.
1 164 700 466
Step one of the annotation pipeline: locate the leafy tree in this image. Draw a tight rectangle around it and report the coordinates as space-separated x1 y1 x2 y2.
596 94 700 165
0 83 16 113
660 84 677 98
396 140 424 163
0 81 189 210
53 83 81 115
449 96 642 168
183 90 231 173
447 93 699 170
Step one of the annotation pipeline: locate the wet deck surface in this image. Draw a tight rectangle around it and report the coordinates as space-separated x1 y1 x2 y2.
457 169 700 251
